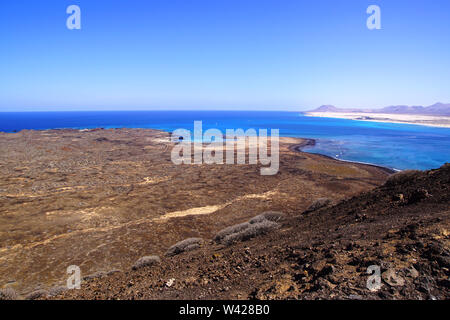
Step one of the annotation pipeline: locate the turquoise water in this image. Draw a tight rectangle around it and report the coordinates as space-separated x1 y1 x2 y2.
1 111 449 171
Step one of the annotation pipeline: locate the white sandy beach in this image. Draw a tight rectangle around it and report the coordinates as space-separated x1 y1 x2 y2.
304 112 450 128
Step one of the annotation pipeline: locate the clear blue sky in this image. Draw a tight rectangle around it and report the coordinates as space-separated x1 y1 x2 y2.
1 0 449 111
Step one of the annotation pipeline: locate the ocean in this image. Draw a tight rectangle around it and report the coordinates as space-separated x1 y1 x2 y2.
1 110 449 171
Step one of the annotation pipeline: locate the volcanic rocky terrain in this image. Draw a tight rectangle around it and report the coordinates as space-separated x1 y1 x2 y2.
0 129 448 300
49 163 449 300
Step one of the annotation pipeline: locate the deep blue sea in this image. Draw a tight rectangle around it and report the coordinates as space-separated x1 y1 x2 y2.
1 111 450 171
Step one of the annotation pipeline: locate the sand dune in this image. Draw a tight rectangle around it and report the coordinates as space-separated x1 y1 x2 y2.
305 112 450 128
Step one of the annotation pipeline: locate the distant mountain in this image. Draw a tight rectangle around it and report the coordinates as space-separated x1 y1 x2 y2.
309 105 363 113
378 105 425 114
310 105 341 112
308 103 450 116
424 103 450 115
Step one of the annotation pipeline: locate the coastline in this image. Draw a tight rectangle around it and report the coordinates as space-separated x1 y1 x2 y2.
288 137 397 174
303 112 450 128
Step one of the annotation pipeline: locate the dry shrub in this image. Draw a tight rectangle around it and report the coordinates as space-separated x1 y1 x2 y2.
214 212 284 245
214 218 280 246
213 222 250 243
305 198 331 213
222 220 280 246
249 211 284 224
106 269 122 276
83 271 107 281
0 287 19 300
385 170 422 186
48 286 67 297
25 289 48 300
132 255 161 270
166 238 203 257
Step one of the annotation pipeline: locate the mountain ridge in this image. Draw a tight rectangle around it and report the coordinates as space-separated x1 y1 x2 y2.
309 103 450 116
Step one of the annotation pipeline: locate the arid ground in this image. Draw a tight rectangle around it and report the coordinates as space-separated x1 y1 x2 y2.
52 162 449 300
0 128 392 296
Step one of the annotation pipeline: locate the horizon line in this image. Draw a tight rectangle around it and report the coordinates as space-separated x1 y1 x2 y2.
0 109 305 113
1 101 448 113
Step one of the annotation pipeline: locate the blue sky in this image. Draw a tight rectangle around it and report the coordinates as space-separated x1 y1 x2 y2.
1 0 449 111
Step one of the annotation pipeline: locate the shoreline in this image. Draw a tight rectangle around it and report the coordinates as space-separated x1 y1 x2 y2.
289 138 397 174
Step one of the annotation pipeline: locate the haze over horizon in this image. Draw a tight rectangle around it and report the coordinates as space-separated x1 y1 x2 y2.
1 102 450 113
1 0 450 112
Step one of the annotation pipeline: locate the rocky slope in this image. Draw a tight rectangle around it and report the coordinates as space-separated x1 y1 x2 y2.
51 164 449 300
